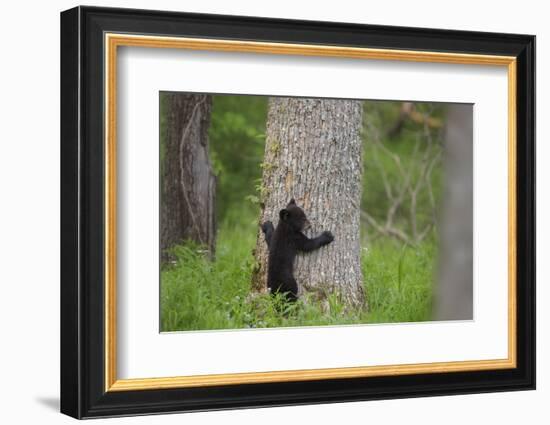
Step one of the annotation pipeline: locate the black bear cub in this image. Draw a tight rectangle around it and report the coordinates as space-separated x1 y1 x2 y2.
261 199 334 302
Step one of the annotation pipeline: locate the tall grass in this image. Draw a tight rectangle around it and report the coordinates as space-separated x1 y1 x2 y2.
160 209 436 332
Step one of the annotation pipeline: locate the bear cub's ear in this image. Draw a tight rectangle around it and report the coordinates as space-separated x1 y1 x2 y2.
288 198 296 206
279 209 289 221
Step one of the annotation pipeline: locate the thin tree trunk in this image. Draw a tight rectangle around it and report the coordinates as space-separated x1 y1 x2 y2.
252 98 365 309
435 104 473 320
160 93 216 262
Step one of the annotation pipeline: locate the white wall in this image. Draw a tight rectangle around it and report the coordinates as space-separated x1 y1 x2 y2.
0 0 545 424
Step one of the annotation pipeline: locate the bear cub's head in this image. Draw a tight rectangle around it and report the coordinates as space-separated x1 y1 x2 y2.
279 199 311 232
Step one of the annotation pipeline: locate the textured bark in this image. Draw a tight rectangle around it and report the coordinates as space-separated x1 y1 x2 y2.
160 93 216 262
252 98 365 308
435 104 473 320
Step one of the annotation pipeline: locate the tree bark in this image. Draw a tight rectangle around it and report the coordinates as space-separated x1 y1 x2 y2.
160 93 216 262
435 104 473 320
252 98 365 308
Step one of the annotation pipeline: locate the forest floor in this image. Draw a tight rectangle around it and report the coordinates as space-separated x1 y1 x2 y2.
160 208 436 332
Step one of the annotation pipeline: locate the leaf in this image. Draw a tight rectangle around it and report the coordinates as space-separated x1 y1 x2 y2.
244 195 260 204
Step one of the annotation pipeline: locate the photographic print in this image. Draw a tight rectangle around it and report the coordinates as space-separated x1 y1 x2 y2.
61 7 535 418
159 93 473 332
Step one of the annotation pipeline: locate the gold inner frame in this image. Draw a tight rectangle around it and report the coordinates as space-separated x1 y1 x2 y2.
104 33 517 392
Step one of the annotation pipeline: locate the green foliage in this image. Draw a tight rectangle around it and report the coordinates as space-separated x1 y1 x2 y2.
361 239 435 323
208 95 268 220
362 101 445 243
160 214 435 332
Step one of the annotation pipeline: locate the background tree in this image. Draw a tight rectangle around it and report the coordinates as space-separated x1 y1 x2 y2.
160 92 216 262
435 104 473 320
252 98 365 309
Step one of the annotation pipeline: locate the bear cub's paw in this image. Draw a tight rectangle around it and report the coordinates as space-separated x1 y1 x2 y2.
320 230 335 245
261 221 273 234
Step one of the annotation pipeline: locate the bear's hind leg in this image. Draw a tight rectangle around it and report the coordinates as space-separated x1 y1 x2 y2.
283 276 299 302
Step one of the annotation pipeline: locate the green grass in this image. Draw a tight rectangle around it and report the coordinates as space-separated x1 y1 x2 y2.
160 210 436 332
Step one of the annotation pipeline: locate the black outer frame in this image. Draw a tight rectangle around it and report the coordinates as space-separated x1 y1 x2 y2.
60 5 536 419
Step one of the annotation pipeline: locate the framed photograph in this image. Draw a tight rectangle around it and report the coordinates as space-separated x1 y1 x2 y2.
60 6 535 419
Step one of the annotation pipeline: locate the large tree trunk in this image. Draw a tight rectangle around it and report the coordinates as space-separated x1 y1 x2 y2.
252 98 365 308
160 93 216 262
435 104 473 320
